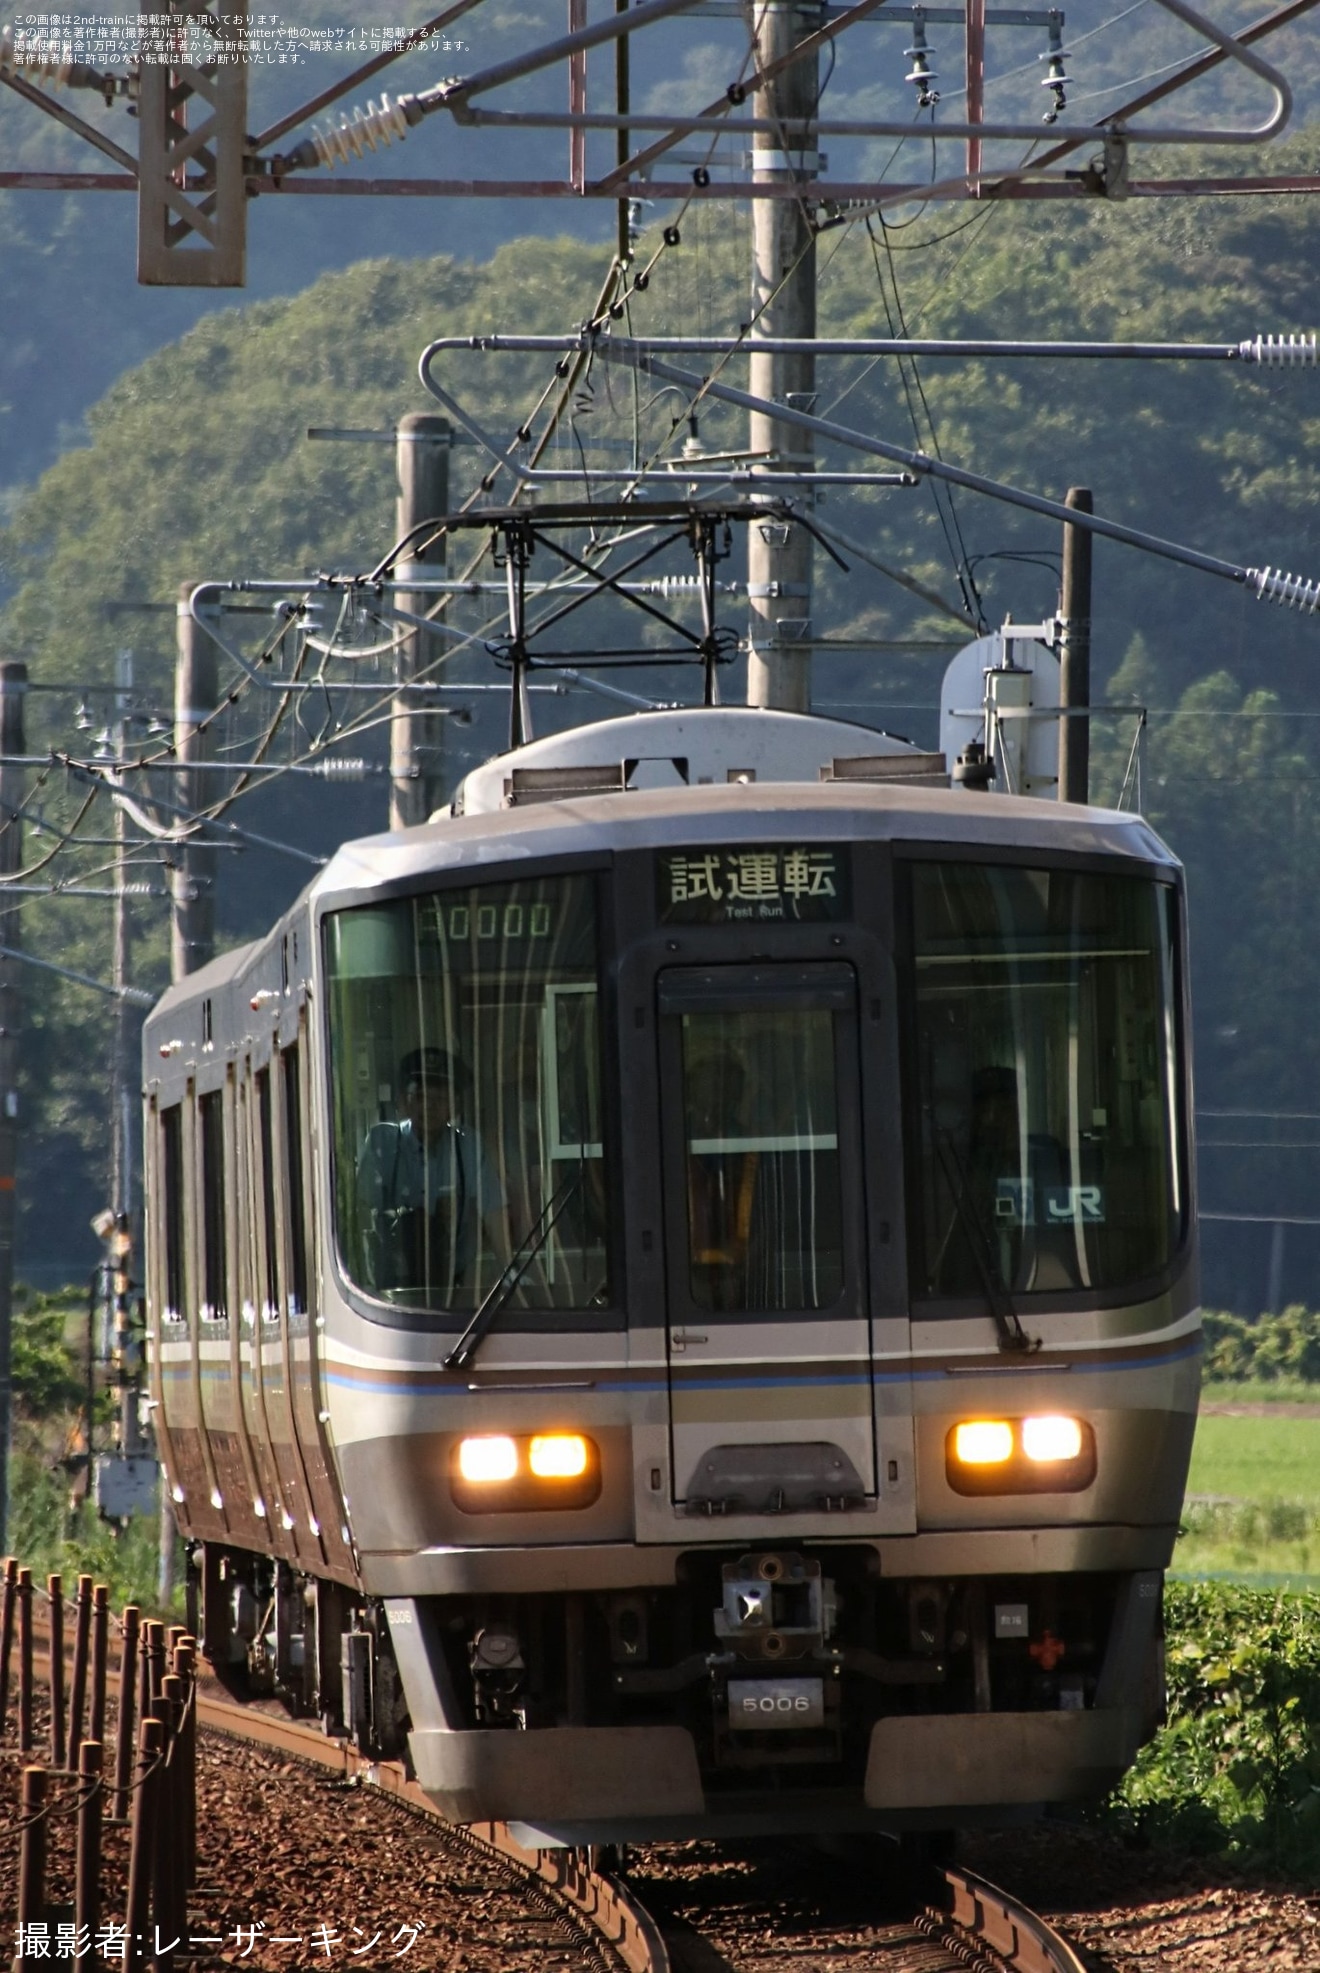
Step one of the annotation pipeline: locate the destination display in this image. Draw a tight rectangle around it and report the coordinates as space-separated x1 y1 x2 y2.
657 845 850 925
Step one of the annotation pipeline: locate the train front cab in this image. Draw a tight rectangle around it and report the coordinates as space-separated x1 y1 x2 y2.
310 792 1199 1842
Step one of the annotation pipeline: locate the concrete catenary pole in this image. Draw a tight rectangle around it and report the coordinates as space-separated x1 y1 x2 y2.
391 415 450 829
0 660 26 1550
1058 486 1093 805
160 588 221 1602
111 649 136 1228
746 0 819 713
172 586 219 979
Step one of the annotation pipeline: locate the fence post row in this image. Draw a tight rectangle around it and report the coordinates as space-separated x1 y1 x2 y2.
172 1640 197 1889
68 1574 92 1759
0 1555 16 1734
17 1566 31 1757
16 1765 47 1969
47 1575 65 1773
75 1740 103 1964
124 1715 164 1973
153 1675 184 1973
113 1605 140 1824
2 1567 199 1973
89 1585 109 1748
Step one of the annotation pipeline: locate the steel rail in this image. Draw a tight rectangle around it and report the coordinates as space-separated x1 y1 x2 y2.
938 1864 1089 1973
195 1692 668 1973
196 1691 1085 1973
15 1606 1092 1973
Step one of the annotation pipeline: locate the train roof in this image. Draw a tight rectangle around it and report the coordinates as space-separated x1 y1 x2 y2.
144 707 1178 1034
310 781 1177 909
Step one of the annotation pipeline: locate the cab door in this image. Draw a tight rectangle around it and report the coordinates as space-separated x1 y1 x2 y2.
657 963 880 1521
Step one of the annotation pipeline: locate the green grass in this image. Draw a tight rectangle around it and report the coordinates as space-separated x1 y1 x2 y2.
1200 1377 1320 1408
1174 1404 1320 1584
1185 1413 1320 1504
1175 1499 1320 1587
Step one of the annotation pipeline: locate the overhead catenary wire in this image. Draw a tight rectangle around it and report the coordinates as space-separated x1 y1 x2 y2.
57 757 327 868
865 212 986 628
0 942 154 1006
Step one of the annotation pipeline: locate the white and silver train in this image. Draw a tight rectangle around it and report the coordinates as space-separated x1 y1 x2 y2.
143 690 1199 1844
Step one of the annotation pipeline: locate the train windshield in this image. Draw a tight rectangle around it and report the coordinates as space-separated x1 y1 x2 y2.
324 873 610 1315
908 863 1184 1302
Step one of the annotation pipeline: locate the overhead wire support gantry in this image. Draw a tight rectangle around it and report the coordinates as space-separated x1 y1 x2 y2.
1 0 1318 286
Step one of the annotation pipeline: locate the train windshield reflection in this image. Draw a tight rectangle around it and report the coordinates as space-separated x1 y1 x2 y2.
909 863 1184 1301
324 873 610 1315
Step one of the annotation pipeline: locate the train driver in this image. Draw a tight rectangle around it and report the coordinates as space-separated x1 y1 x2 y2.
355 1046 507 1298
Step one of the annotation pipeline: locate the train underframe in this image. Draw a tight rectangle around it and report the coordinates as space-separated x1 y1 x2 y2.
195 1538 1166 1837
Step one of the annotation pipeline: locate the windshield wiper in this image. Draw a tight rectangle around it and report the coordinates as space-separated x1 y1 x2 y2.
935 1132 1039 1355
444 1170 584 1373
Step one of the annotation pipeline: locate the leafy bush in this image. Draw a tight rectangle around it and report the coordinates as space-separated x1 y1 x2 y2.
1202 1306 1320 1383
6 1281 180 1613
7 1451 178 1614
1108 1581 1320 1874
11 1284 87 1416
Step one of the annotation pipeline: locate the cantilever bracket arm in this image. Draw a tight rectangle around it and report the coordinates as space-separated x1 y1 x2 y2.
436 332 1320 607
0 68 137 170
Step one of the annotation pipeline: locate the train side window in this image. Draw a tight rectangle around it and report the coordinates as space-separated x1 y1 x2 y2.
255 1066 280 1323
161 1104 186 1323
281 1042 310 1318
199 1090 228 1325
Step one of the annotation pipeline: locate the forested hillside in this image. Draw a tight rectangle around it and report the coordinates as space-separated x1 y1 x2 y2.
4 163 1320 1300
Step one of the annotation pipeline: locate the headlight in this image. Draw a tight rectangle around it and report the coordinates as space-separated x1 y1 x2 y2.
1022 1414 1084 1463
450 1432 601 1512
529 1433 590 1478
457 1435 519 1483
946 1415 1095 1495
952 1420 1014 1466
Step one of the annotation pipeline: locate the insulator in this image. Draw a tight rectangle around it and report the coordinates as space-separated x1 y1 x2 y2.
1038 15 1070 121
1249 566 1320 613
2 23 127 97
1238 333 1318 367
309 92 411 170
904 12 939 108
310 757 369 780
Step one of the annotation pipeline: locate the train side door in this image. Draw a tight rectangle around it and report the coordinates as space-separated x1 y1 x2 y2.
657 963 882 1522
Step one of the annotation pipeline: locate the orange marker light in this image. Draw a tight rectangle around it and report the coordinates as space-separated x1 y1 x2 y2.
457 1435 519 1483
953 1420 1014 1466
529 1434 590 1479
1022 1415 1084 1463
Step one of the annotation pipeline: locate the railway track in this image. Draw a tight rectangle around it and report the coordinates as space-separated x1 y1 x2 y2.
196 1690 1087 1973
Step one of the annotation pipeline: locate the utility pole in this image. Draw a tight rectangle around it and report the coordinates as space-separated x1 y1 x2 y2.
746 0 819 713
391 415 451 828
0 661 26 1551
171 585 219 979
111 649 136 1227
1058 486 1094 804
159 587 220 1602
